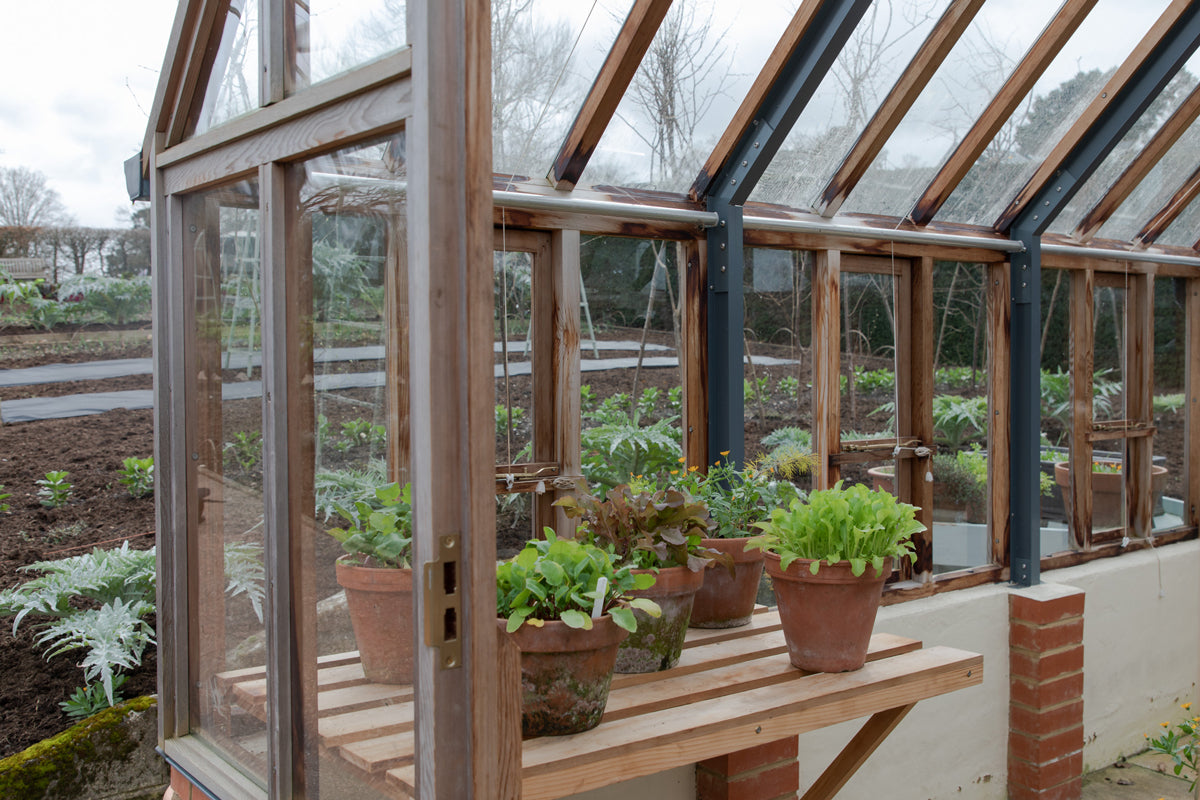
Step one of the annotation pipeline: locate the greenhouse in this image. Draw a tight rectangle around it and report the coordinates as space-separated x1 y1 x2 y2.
137 0 1199 798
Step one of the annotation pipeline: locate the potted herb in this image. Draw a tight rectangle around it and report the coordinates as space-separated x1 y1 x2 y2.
1053 458 1168 529
555 483 726 673
497 531 661 737
327 481 414 684
867 448 987 524
674 455 804 628
746 482 924 672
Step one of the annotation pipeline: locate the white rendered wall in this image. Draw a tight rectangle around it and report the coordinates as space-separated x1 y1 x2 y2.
563 539 1200 800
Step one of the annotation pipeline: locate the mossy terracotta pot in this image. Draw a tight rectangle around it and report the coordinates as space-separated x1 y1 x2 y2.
689 537 764 629
615 564 704 673
764 552 892 673
335 556 414 685
503 615 628 737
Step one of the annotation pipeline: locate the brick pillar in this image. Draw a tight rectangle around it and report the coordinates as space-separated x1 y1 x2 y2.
1008 584 1085 800
696 736 799 800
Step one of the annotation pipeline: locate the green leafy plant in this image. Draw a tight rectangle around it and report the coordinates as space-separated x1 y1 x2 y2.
556 483 723 572
931 394 988 448
932 449 987 509
636 387 662 419
935 366 984 391
671 457 804 539
666 386 683 416
314 462 389 522
1146 702 1199 793
327 482 413 568
58 274 152 325
224 430 263 472
0 484 10 513
747 482 925 576
853 367 895 394
778 376 799 400
758 427 816 480
579 384 596 413
117 456 154 499
1154 393 1186 415
580 413 682 491
61 675 128 720
495 404 526 437
496 531 662 633
1040 368 1121 445
36 470 73 508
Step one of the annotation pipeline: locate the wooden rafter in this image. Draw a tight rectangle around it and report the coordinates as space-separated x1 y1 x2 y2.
1074 80 1200 242
166 0 234 146
815 0 984 218
994 0 1197 233
1134 161 1200 246
549 0 674 191
142 1 203 164
908 0 1098 226
688 0 823 202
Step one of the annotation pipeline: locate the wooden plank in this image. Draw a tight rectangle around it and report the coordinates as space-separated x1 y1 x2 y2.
1134 161 1200 246
1188 278 1200 530
690 1 822 200
550 0 674 190
799 704 915 800
1127 272 1154 537
812 250 842 489
526 230 557 533
894 257 915 582
319 702 415 747
908 257 935 580
1074 81 1200 242
520 647 983 800
988 263 1011 565
994 0 1196 232
1069 269 1095 548
680 238 708 469
387 187 411 487
909 0 1099 225
143 2 202 157
339 730 416 773
551 230 582 534
162 78 412 195
165 0 228 146
817 0 984 218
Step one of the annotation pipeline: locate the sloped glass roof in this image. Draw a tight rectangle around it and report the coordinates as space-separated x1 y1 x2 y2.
936 0 1172 229
491 0 632 183
301 0 408 88
1047 52 1200 239
837 0 1063 220
749 0 950 212
1157 190 1200 248
195 0 260 136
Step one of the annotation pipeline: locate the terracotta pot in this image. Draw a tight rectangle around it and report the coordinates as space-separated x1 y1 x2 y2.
764 552 891 673
504 615 628 737
335 556 414 684
1053 461 1168 529
867 466 983 523
689 538 765 629
615 564 704 673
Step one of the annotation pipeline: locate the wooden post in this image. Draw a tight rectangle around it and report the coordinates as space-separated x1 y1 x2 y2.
550 229 581 534
407 0 512 796
812 250 841 489
1126 270 1153 538
680 238 708 469
906 257 934 581
988 263 1012 569
386 202 411 488
1068 268 1094 549
1187 277 1200 530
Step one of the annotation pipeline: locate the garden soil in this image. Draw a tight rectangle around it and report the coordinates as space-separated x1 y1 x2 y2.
0 329 1188 759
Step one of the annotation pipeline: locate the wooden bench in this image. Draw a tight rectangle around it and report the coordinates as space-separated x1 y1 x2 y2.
215 609 982 799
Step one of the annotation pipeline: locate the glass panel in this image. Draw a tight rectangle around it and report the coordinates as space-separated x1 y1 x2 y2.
938 0 1173 227
577 236 682 492
195 0 260 136
1038 267 1070 552
1152 276 1187 533
494 249 534 469
751 0 948 212
296 0 408 89
841 1 1061 219
929 261 990 573
1156 189 1200 247
1097 112 1200 242
584 1 799 193
296 136 413 797
1090 284 1127 534
840 269 897 443
743 247 814 492
1049 60 1200 237
186 181 267 781
492 0 632 182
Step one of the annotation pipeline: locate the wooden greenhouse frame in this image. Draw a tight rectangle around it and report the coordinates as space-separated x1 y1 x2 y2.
139 0 1199 798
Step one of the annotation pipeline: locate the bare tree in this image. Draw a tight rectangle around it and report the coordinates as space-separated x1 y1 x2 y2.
0 167 68 228
60 227 114 276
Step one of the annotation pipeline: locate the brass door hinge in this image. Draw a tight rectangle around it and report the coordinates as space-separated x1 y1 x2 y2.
423 534 461 669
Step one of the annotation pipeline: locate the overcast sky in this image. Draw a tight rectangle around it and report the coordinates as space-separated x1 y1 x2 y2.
0 1 176 227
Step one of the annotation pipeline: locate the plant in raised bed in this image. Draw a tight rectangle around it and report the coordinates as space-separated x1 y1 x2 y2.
556 483 725 672
118 456 155 499
497 532 661 737
326 481 415 684
224 430 262 473
931 394 988 449
1052 458 1169 529
1146 702 1199 796
58 274 152 326
0 484 10 513
747 482 924 672
580 405 681 491
36 470 73 508
672 456 805 628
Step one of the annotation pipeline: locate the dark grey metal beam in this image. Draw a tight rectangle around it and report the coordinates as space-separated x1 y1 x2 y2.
1007 3 1200 586
705 0 871 464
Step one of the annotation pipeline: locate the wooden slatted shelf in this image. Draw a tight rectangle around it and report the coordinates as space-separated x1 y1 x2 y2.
213 609 982 799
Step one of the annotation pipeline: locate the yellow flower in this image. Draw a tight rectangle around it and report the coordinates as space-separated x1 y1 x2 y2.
1183 702 1192 710
688 465 698 472
670 470 679 475
720 450 730 456
1161 722 1170 728
678 456 687 463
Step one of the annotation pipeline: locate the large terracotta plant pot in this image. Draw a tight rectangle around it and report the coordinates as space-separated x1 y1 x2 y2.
504 615 628 737
765 552 892 673
615 565 704 673
335 556 414 684
690 538 764 629
1054 462 1168 529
